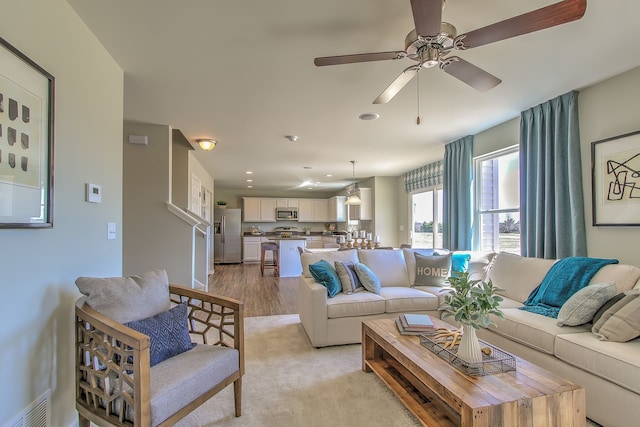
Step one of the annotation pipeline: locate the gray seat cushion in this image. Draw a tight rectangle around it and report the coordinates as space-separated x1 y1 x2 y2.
327 292 385 319
488 308 591 354
555 332 640 394
379 287 439 313
149 344 239 426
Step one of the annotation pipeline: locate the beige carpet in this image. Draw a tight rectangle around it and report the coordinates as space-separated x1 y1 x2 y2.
177 314 419 426
177 314 601 427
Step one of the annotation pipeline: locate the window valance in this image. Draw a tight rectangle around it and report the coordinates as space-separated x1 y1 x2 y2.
404 160 443 192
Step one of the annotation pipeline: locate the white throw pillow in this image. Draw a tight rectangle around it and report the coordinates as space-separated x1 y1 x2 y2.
556 282 617 326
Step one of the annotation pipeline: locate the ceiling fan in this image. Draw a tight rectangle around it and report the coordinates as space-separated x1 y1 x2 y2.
314 0 587 104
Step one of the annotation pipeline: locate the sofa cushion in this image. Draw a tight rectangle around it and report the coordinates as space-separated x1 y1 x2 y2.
556 282 618 327
124 302 194 367
463 251 497 281
149 344 239 426
354 263 381 294
594 294 640 342
326 292 386 319
414 253 451 287
555 332 640 395
357 249 410 287
301 250 359 278
309 260 342 298
488 308 591 354
589 263 640 292
486 253 556 303
334 261 363 294
76 269 171 324
379 287 440 313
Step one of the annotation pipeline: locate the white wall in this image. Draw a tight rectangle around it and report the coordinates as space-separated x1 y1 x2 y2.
579 67 640 266
0 1 124 425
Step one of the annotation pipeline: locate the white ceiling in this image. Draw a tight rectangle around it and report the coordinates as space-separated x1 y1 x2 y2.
68 0 640 192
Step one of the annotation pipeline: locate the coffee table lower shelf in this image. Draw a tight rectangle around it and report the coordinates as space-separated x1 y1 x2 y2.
365 356 459 427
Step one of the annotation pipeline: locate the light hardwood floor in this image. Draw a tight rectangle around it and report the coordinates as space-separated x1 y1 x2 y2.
207 263 299 317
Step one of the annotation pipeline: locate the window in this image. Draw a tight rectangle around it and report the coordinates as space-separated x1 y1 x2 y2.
474 147 520 254
411 188 443 248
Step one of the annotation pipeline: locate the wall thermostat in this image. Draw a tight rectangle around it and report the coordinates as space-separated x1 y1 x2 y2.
86 183 102 203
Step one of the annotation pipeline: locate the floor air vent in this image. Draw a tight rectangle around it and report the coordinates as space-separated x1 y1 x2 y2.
6 390 50 427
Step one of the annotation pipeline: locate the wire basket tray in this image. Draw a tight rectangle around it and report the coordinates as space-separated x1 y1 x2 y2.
420 333 516 376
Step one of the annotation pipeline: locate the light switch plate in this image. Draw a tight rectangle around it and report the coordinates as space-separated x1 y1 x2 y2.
107 222 116 240
86 183 102 203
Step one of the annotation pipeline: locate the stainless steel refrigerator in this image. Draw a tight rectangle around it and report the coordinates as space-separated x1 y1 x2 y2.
213 208 242 264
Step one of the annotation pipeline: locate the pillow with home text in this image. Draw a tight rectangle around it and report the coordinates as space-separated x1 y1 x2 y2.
414 253 451 287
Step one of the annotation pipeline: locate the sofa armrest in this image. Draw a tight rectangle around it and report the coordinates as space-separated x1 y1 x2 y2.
298 276 329 346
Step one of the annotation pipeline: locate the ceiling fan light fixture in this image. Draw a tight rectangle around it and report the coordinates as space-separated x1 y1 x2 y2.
421 47 440 68
196 138 217 151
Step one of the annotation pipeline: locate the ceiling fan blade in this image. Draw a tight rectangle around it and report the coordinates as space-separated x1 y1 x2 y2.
456 0 586 49
440 57 501 92
314 51 406 66
373 65 420 104
411 0 443 37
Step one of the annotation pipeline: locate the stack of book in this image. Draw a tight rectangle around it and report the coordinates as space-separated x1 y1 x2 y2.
395 313 435 335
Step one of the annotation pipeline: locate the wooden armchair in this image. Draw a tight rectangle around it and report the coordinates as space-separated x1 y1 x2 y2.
75 284 244 426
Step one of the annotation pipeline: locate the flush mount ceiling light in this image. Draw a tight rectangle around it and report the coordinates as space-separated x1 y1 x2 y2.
359 113 380 121
345 160 363 206
196 138 217 151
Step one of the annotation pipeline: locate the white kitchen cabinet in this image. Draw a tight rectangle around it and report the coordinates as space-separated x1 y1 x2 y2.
328 196 346 222
243 236 261 262
322 236 339 248
348 188 372 221
276 199 299 208
304 236 323 249
299 198 329 222
243 197 277 222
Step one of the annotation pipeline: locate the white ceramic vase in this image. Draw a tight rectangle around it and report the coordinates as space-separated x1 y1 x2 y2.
457 324 483 364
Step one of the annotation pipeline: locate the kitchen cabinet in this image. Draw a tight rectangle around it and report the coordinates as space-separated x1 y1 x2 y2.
348 188 373 221
322 236 340 248
298 198 329 222
276 199 298 208
328 196 346 222
243 236 261 262
304 236 323 249
243 197 277 222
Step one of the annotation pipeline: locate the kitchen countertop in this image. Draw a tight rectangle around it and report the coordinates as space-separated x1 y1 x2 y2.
266 237 307 241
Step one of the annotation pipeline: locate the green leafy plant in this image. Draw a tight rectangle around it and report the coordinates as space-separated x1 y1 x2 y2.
216 200 227 206
440 272 505 329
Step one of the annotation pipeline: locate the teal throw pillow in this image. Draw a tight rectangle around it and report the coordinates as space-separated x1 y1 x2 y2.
124 302 195 366
414 253 451 286
452 253 471 274
309 259 342 298
354 263 381 294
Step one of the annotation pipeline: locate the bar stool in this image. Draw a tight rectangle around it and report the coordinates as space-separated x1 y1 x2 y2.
261 241 279 276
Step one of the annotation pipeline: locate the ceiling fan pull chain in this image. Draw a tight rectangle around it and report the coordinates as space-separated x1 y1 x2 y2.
416 67 421 125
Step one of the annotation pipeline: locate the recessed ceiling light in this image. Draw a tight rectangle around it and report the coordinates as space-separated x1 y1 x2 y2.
246 179 253 182
303 166 312 169
325 174 332 177
285 135 298 142
246 171 253 174
307 187 313 190
247 185 253 188
359 113 380 121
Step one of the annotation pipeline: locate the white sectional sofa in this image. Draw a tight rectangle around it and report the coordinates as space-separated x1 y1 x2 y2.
297 249 640 427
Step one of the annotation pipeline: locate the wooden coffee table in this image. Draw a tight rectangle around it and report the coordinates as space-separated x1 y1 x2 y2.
362 318 586 427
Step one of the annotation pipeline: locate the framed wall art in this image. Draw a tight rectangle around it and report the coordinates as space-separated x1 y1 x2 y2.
0 36 54 228
591 130 640 226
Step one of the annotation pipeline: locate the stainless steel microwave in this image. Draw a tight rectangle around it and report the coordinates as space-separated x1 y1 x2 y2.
276 207 298 221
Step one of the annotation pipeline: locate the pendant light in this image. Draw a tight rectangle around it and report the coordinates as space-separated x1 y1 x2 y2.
345 160 363 206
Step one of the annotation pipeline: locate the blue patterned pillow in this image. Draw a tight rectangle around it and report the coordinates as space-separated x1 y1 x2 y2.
309 259 342 298
124 302 194 366
354 263 381 294
334 261 363 294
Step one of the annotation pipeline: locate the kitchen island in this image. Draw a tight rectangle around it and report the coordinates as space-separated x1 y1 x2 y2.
267 237 306 277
